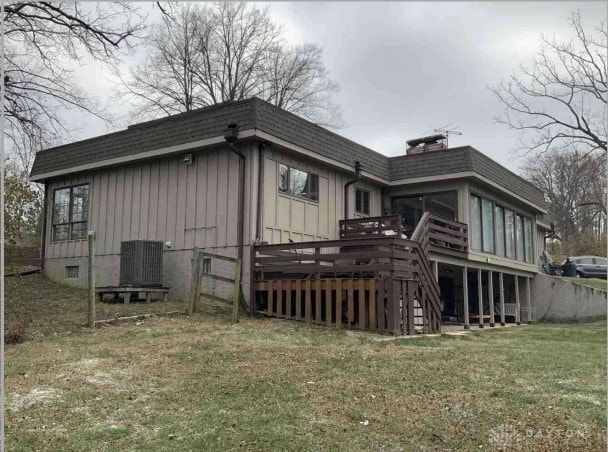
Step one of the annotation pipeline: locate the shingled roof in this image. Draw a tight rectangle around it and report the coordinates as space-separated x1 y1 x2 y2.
30 97 389 180
30 97 545 209
388 146 546 208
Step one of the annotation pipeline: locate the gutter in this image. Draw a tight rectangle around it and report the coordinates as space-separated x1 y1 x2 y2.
30 128 547 216
343 161 362 220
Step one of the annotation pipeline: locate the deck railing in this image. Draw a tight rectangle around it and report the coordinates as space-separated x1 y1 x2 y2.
339 215 403 239
252 235 441 335
411 212 468 258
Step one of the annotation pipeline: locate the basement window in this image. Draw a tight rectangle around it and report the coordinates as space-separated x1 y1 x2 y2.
202 258 212 274
65 266 79 279
355 188 370 215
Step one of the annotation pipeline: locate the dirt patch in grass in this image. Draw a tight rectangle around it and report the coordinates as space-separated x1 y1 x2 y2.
7 387 63 412
5 316 606 451
5 274 186 341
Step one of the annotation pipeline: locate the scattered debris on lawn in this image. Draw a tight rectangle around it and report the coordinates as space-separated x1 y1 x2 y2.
7 388 62 412
6 274 186 341
95 311 184 327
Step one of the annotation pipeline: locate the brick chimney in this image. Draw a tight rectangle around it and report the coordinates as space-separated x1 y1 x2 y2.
406 133 448 155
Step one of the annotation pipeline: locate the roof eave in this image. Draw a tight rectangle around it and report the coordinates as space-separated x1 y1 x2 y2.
390 171 547 214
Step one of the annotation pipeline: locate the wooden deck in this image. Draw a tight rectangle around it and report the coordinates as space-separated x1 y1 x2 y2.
252 216 445 335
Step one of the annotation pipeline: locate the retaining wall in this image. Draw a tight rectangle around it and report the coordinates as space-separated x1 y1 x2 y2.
530 273 607 322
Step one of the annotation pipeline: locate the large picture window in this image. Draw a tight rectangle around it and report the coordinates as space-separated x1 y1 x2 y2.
52 184 89 241
515 214 525 261
393 191 457 235
481 198 494 253
470 193 533 263
505 209 515 259
523 217 533 263
278 164 319 202
494 205 505 257
470 195 482 250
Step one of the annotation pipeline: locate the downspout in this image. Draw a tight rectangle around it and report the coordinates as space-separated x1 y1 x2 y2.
40 181 48 269
250 141 268 315
343 161 362 220
224 124 245 264
255 142 267 242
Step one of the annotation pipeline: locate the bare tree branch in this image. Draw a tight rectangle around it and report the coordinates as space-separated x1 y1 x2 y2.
117 2 343 128
4 2 146 174
491 11 607 156
523 149 606 239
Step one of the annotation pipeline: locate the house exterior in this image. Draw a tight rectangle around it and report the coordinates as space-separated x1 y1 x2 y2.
30 97 549 332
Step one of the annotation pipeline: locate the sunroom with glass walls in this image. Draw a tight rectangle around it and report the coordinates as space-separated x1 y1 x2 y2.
469 192 534 264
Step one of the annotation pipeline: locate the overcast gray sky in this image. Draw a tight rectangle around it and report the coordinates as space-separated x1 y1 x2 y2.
71 1 606 173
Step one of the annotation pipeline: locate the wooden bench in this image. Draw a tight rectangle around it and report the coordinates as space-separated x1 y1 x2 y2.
469 314 492 322
96 287 170 304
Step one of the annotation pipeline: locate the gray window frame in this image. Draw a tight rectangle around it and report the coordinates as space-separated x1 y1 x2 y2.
470 194 482 251
355 187 370 215
278 164 320 203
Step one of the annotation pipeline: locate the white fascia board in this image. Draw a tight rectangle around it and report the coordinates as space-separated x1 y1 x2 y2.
29 130 257 182
31 128 391 186
431 252 538 277
31 127 544 218
390 171 547 214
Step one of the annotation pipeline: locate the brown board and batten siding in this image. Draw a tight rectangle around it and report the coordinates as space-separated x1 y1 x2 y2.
45 143 258 260
261 148 382 244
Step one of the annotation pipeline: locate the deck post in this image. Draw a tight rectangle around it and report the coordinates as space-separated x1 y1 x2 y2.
499 272 505 326
526 276 532 324
188 247 200 315
250 244 256 314
462 266 469 330
433 260 439 282
488 270 495 327
515 275 521 325
87 231 96 328
477 268 484 328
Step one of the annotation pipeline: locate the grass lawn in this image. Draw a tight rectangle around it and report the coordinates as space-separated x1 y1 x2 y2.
569 277 608 292
5 307 606 450
5 274 186 341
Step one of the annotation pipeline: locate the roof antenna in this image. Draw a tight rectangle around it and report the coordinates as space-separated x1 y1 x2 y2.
432 124 462 148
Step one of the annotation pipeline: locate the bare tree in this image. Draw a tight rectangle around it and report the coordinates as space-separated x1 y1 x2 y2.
523 149 606 240
261 44 343 128
119 2 343 128
492 11 607 155
116 3 207 116
199 2 281 103
4 2 145 174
